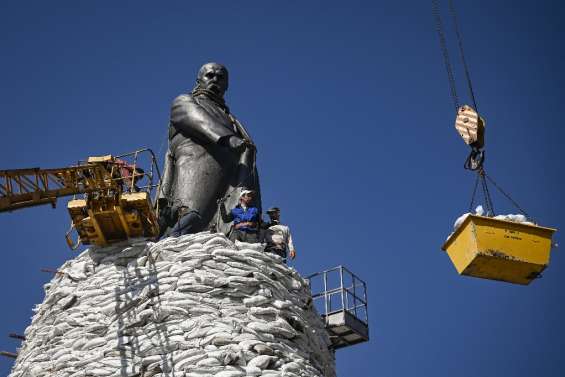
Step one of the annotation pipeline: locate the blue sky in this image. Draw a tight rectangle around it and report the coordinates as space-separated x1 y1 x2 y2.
1 1 564 376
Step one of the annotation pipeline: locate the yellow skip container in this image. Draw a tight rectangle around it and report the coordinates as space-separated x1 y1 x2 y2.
442 215 557 285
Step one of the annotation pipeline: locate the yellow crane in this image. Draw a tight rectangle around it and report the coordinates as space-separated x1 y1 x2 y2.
0 149 160 249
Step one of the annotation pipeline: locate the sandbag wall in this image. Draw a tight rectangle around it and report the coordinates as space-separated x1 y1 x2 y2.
9 233 336 377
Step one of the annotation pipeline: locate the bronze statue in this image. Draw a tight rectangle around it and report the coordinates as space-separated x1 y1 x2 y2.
158 63 261 237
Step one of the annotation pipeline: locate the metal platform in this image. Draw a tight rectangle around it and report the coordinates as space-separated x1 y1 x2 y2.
307 266 369 349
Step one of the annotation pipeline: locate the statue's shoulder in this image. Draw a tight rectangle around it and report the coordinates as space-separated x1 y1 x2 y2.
173 93 194 102
172 93 197 105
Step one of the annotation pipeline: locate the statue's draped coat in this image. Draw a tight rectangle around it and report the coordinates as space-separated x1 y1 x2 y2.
158 93 261 235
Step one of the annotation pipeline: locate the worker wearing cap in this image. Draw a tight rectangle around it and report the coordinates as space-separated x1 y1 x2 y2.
261 207 296 262
220 189 260 243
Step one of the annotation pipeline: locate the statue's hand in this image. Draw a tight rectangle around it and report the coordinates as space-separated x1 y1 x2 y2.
227 136 245 152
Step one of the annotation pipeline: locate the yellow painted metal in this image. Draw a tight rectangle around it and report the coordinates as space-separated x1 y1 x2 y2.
1 148 161 249
86 155 113 163
442 215 557 285
67 191 159 248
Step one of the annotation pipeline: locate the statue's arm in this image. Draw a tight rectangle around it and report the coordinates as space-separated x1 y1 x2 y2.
220 202 234 223
171 95 233 144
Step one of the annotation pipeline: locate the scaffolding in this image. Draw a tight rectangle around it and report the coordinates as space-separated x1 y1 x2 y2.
307 266 369 349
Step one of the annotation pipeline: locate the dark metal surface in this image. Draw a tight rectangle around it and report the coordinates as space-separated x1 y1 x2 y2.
158 63 261 236
0 351 17 359
8 333 25 341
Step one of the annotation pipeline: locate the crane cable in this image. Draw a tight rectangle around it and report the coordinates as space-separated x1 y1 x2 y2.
433 0 485 171
446 0 487 172
468 168 533 221
432 0 493 209
433 0 532 220
432 0 478 113
447 0 479 113
432 0 459 112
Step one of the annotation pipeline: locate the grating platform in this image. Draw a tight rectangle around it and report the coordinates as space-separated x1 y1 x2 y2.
307 266 369 350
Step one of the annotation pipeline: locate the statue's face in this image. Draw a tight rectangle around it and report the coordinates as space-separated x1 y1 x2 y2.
197 63 229 97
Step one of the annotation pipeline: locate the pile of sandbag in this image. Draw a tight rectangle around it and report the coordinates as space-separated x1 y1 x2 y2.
452 205 534 232
9 232 335 377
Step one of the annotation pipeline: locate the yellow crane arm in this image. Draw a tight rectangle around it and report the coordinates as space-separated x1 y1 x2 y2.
0 164 117 213
1 150 160 249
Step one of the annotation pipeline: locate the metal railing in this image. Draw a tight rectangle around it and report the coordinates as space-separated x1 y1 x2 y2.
114 148 162 196
73 148 162 200
307 265 368 326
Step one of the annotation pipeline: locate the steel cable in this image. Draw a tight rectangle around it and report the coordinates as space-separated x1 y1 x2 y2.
448 0 479 112
432 0 460 112
484 172 532 220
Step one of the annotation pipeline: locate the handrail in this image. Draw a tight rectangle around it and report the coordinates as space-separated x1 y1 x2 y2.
307 265 369 325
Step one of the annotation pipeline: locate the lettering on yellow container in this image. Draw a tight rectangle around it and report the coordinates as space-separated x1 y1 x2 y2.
442 215 557 285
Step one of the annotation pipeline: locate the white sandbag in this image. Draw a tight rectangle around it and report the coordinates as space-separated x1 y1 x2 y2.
453 213 470 231
197 357 222 367
245 366 262 376
9 232 336 377
243 296 271 307
247 355 274 369
213 370 245 377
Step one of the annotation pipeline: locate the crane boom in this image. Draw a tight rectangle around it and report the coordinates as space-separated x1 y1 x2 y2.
0 164 118 213
0 149 161 249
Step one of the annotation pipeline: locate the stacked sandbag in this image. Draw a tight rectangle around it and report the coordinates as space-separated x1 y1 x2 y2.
9 233 336 377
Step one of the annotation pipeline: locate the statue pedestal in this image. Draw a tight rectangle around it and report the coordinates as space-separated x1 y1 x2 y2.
10 233 336 377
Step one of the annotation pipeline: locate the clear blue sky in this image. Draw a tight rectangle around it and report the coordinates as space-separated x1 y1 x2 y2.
1 1 564 376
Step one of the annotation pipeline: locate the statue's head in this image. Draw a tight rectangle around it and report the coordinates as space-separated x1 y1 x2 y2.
196 62 229 97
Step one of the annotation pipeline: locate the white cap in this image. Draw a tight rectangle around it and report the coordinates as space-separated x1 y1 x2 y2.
240 189 254 198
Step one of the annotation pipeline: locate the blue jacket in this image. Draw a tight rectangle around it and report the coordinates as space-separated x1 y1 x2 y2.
230 206 259 232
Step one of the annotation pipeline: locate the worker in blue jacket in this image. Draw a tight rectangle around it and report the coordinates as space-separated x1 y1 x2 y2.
220 189 260 243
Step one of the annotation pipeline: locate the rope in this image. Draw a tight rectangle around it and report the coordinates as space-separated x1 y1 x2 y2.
191 85 230 113
432 0 460 112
